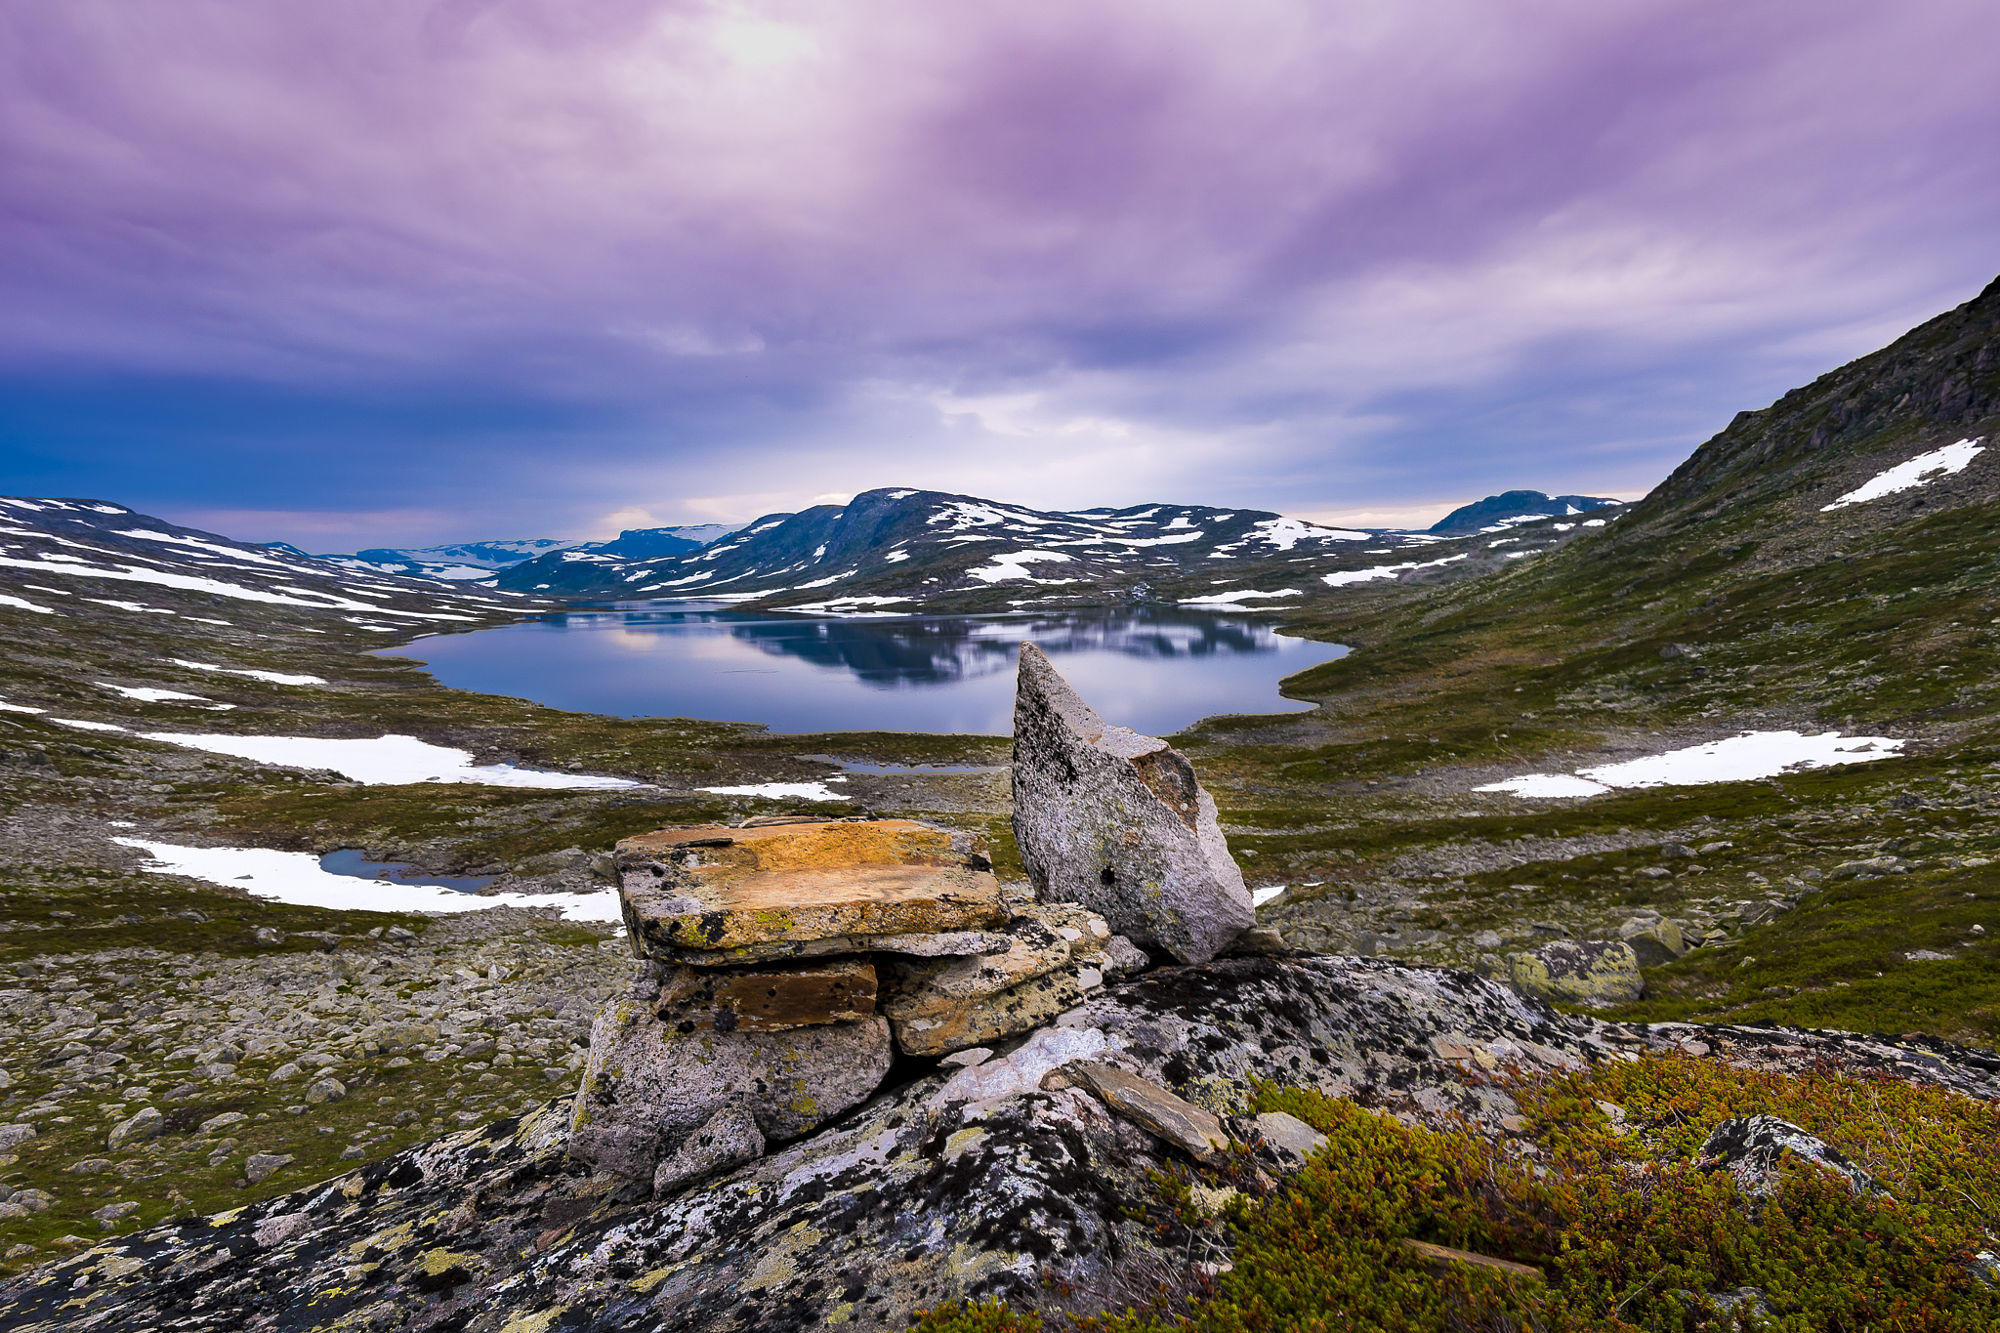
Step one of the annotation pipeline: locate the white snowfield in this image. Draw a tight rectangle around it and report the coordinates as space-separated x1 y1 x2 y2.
97 683 232 708
138 731 643 789
112 838 621 921
1322 553 1468 587
1178 588 1303 607
1477 730 1904 798
1822 438 1985 511
171 659 327 687
0 553 482 620
699 780 847 802
0 593 58 614
966 550 1078 585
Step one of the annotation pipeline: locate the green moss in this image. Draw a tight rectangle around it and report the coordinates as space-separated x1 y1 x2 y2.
923 1054 2000 1331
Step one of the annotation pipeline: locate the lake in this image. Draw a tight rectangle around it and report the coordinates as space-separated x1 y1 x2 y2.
379 602 1347 736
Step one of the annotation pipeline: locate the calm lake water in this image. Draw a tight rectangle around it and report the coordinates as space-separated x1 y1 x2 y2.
380 602 1347 736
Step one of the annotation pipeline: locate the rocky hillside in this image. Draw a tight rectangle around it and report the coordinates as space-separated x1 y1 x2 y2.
5 952 1995 1332
495 486 1625 613
0 496 534 629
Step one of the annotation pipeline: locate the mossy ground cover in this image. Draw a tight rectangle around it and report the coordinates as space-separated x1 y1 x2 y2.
919 1053 2000 1331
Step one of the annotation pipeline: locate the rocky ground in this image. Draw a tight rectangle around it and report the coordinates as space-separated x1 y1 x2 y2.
5 953 1996 1333
0 909 631 1260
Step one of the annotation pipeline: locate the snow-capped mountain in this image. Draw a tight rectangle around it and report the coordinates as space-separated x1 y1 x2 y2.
1426 490 1621 535
493 487 1533 610
0 496 534 631
317 525 743 582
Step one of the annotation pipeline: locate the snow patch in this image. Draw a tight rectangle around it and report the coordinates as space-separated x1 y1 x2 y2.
113 838 621 920
699 781 847 802
172 659 326 687
1822 438 1985 510
139 732 643 789
1477 730 1904 798
0 593 57 614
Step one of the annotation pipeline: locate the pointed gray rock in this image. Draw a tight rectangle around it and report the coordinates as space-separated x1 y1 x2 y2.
1010 642 1254 963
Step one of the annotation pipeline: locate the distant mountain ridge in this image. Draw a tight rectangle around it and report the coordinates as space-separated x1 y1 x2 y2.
0 496 528 629
494 486 1622 611
1427 490 1620 535
309 525 742 583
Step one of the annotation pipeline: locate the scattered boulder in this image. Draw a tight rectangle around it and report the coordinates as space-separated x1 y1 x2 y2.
0 1123 35 1152
106 1108 162 1151
1698 1114 1875 1199
1618 916 1688 966
243 1153 293 1185
1010 642 1254 963
1504 940 1644 1007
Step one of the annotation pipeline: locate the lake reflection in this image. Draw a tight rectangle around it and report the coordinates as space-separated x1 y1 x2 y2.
380 602 1346 736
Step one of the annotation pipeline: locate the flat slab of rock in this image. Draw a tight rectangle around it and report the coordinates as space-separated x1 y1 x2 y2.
658 959 877 1033
883 903 1137 1055
1010 643 1254 963
1047 1059 1230 1161
618 819 1008 959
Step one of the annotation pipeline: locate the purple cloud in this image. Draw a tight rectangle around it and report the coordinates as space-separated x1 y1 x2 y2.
1 0 1996 543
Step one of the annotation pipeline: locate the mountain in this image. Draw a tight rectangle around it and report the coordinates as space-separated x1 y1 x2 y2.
0 496 534 630
313 526 742 583
1426 489 1621 535
494 488 1620 611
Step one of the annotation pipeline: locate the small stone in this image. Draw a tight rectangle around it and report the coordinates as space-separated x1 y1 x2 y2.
243 1153 294 1184
1009 643 1254 963
267 1062 302 1082
0 1123 35 1152
940 1047 993 1069
200 1112 248 1134
651 1103 765 1196
106 1107 163 1150
68 1157 112 1174
304 1077 347 1105
1049 1060 1230 1161
1253 1111 1329 1165
91 1201 139 1229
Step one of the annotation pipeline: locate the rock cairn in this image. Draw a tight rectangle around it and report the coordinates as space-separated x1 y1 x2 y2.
568 650 1256 1193
568 815 1143 1192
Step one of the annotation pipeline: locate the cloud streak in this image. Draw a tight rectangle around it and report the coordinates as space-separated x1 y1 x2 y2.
1 0 1997 542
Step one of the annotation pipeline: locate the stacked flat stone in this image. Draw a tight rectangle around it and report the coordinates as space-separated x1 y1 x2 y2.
568 816 1139 1193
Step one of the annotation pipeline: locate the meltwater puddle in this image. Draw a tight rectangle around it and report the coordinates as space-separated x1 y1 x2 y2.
318 848 497 894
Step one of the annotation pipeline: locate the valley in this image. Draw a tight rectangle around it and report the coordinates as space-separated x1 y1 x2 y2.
0 279 1997 1294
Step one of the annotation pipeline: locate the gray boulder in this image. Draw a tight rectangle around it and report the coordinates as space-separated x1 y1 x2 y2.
1504 939 1644 1007
567 996 892 1182
1698 1114 1875 1199
1009 642 1254 963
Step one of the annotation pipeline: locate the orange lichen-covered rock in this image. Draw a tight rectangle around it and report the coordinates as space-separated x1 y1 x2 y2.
616 818 1008 960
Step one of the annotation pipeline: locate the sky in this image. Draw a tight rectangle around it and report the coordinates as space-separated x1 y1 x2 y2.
2 1 1997 548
